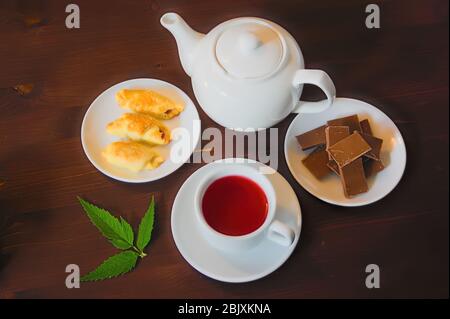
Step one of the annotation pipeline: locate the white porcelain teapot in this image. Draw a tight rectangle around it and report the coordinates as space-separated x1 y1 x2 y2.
161 13 336 130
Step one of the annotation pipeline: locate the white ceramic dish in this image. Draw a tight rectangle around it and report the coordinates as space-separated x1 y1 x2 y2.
171 159 302 283
81 78 200 183
284 97 406 207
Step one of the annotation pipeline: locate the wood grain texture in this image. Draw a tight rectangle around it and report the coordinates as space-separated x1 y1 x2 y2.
0 0 448 298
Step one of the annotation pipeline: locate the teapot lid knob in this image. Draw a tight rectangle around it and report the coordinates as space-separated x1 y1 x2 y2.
239 31 261 53
215 20 285 79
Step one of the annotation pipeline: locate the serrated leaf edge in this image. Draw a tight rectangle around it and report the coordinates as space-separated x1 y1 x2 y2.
80 251 139 282
78 197 134 250
136 196 155 251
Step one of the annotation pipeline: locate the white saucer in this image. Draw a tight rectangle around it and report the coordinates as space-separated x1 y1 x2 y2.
171 159 302 283
285 97 407 207
81 78 200 183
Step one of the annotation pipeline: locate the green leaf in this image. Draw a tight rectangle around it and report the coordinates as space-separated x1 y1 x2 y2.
81 251 138 282
136 196 155 251
78 197 134 250
120 217 134 245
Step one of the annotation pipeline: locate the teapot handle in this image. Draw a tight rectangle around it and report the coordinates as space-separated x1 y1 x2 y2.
292 69 336 114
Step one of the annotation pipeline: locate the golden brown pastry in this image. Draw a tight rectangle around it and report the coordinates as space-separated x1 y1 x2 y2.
102 141 164 172
116 89 184 120
106 113 170 145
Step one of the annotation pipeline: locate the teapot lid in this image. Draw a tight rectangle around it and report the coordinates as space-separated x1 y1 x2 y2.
215 20 285 79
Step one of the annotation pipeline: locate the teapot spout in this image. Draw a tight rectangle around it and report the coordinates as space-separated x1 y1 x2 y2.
161 13 204 76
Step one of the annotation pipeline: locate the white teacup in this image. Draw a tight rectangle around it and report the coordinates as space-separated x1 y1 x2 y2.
194 165 295 252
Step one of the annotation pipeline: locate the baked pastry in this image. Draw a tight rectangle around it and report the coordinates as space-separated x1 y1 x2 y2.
102 141 164 172
116 89 184 119
106 113 170 145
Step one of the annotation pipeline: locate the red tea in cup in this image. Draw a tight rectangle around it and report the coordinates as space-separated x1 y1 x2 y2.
201 175 268 236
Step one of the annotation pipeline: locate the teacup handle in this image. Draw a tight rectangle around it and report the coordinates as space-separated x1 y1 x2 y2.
267 220 295 247
292 69 336 114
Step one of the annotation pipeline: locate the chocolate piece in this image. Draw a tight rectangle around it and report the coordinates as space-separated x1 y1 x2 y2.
360 119 373 135
339 158 368 197
328 132 372 167
327 160 340 175
302 146 331 180
330 156 384 178
364 159 385 177
296 125 326 150
325 126 350 160
327 115 362 133
360 133 383 160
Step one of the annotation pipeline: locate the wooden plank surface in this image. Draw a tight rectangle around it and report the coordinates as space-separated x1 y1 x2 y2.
0 0 448 298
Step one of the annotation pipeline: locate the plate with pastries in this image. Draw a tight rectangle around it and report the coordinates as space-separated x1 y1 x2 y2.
284 97 406 207
81 78 200 183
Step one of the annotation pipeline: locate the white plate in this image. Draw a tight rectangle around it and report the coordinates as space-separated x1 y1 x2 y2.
81 78 200 183
284 97 407 207
171 159 302 283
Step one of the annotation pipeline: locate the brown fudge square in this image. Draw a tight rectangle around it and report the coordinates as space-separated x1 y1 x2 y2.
361 133 383 160
360 119 373 135
328 132 372 167
327 115 362 133
339 158 368 197
325 126 350 160
296 125 326 150
364 159 385 177
302 146 331 180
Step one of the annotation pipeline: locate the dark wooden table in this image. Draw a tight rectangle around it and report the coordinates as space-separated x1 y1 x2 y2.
0 0 448 299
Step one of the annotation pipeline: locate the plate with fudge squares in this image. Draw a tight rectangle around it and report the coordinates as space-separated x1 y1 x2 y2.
284 97 406 206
